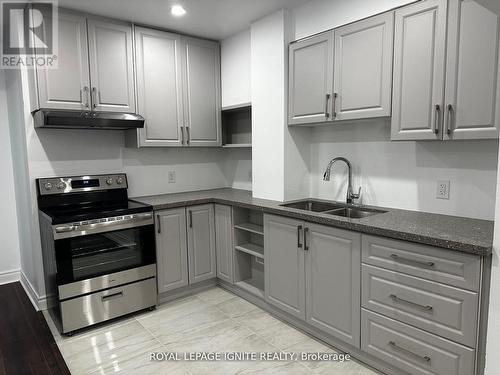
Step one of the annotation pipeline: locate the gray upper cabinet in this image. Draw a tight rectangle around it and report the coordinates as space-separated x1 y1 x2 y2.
444 0 500 140
333 12 394 121
135 27 184 147
156 208 189 293
215 205 234 284
264 214 306 319
33 10 135 113
87 18 136 113
391 0 448 140
181 37 222 146
36 11 90 110
187 204 217 283
288 32 334 125
305 223 361 348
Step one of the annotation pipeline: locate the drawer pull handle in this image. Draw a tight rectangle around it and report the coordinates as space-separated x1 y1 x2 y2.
390 294 433 311
388 341 431 363
101 291 124 301
390 254 435 267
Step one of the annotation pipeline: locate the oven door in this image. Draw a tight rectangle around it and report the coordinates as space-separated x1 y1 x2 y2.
54 223 155 286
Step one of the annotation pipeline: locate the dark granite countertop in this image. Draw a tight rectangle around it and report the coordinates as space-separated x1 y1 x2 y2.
132 188 494 256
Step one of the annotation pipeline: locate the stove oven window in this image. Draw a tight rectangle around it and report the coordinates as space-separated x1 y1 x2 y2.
55 225 155 284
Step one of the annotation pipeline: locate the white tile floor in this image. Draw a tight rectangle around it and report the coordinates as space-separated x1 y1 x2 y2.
44 287 380 375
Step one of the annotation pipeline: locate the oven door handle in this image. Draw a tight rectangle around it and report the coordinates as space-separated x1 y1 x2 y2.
55 225 77 233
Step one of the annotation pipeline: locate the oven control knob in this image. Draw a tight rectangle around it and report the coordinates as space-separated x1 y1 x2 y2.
56 182 66 190
116 177 124 185
44 182 53 190
106 178 113 186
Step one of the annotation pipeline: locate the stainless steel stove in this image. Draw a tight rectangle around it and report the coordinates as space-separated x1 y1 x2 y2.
37 173 157 335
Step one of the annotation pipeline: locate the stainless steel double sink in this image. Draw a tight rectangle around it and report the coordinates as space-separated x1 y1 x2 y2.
280 199 386 219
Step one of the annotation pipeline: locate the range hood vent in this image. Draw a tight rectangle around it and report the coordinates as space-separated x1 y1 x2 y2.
33 109 145 130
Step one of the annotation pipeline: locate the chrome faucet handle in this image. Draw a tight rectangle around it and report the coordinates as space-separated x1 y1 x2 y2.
350 187 362 201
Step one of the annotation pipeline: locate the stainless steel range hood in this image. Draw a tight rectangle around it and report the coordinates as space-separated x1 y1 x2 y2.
33 109 145 130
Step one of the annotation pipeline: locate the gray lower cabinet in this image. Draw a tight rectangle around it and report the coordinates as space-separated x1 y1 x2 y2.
155 208 189 293
264 214 306 319
362 309 475 375
215 205 234 283
187 204 216 283
264 214 361 348
305 223 361 347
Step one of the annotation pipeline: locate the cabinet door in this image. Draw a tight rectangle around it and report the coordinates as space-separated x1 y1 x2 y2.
305 223 361 347
182 37 221 146
334 12 394 121
36 11 90 110
264 214 306 319
135 27 184 146
215 205 234 283
187 204 216 283
288 31 334 125
87 19 135 113
156 208 188 293
444 0 500 140
391 0 448 140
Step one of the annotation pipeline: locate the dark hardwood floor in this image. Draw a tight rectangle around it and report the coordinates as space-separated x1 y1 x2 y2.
0 282 70 375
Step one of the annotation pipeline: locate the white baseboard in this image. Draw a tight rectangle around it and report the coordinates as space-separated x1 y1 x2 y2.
0 268 20 285
20 271 47 311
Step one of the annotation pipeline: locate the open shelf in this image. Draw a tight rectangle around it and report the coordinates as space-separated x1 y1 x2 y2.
235 243 264 259
222 105 252 148
222 143 252 148
236 276 264 298
234 222 264 235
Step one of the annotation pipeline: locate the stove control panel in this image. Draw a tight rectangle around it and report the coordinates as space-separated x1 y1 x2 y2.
38 174 128 195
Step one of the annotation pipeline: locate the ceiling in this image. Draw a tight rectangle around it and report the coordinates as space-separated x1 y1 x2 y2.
58 0 312 40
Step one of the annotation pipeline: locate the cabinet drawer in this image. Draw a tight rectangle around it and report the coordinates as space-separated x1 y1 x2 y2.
362 309 475 375
362 235 481 291
362 264 478 347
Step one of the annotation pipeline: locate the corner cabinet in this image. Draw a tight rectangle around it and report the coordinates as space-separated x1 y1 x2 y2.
33 10 135 113
155 204 216 294
264 214 361 348
288 12 394 126
392 0 500 140
130 29 222 147
215 205 234 283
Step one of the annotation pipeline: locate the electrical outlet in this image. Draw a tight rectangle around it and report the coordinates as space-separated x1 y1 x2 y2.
436 180 450 200
168 171 176 184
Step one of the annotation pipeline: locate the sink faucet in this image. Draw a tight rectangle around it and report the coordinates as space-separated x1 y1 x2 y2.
323 157 361 204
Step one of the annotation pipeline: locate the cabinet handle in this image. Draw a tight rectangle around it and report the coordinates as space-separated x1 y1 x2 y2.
181 126 185 145
92 87 98 109
156 214 161 233
186 126 190 145
446 104 453 135
333 93 338 119
390 254 434 268
325 94 330 119
388 341 431 363
189 210 193 228
83 86 90 108
433 104 440 134
297 225 303 248
389 294 433 311
303 227 309 251
101 291 123 301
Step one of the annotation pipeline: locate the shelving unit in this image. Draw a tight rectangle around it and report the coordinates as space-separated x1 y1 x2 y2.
233 207 265 298
222 105 252 148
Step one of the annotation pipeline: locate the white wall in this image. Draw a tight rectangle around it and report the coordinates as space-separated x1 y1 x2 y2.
292 0 415 40
221 29 251 108
251 10 288 201
0 71 21 285
310 120 498 220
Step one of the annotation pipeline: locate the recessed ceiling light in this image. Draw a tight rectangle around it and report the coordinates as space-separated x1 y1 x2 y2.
171 5 186 17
